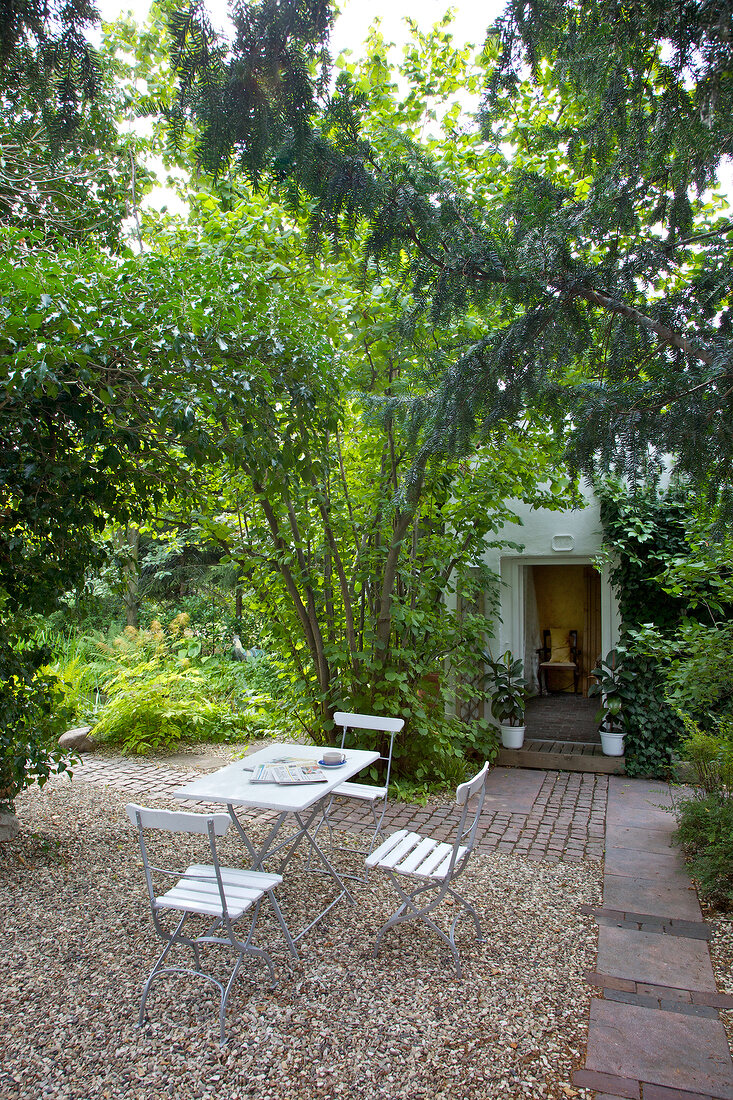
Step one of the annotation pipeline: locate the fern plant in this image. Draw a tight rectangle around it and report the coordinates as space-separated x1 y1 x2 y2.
88 617 273 753
92 667 223 753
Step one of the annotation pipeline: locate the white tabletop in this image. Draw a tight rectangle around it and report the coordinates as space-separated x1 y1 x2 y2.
173 743 380 813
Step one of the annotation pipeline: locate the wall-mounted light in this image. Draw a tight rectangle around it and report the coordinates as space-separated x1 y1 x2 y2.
551 534 575 552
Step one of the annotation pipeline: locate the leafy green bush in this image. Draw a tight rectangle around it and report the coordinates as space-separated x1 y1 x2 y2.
40 633 110 726
673 714 733 908
674 794 733 909
676 714 733 796
664 621 733 728
618 652 681 777
92 666 246 753
0 611 76 813
83 616 274 754
324 674 498 788
596 480 692 776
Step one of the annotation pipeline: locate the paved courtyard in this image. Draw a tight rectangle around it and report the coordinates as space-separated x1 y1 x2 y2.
75 753 608 862
68 752 733 1099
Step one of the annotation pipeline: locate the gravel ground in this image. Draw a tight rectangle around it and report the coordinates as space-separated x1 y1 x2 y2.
2 778 603 1100
708 913 733 1056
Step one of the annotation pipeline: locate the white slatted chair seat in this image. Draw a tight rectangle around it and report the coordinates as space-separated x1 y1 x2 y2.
126 803 286 1045
157 865 282 920
185 864 283 893
333 780 387 803
368 762 490 978
367 830 468 879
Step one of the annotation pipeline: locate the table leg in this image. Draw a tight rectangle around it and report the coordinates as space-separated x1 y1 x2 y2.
292 809 356 905
226 800 356 948
228 806 319 873
251 801 357 906
226 803 263 865
226 806 300 960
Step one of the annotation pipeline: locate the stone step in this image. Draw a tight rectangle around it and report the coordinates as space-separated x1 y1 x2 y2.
497 739 626 774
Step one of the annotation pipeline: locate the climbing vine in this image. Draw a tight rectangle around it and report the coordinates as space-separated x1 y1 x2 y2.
596 479 688 777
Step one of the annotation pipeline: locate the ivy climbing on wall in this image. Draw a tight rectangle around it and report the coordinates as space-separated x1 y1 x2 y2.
597 479 688 777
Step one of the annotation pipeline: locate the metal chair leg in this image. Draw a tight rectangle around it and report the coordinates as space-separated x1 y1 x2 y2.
373 876 467 976
138 913 189 1027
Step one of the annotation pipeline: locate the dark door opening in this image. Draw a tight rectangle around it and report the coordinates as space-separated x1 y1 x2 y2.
530 564 601 697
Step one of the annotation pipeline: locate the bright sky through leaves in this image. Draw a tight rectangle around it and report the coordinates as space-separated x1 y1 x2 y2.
97 0 506 52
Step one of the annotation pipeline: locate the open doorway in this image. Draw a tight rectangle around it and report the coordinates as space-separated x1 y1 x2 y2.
526 564 602 697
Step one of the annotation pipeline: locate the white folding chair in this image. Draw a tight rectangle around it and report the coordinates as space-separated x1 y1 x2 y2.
366 761 490 978
310 711 404 871
126 803 288 1045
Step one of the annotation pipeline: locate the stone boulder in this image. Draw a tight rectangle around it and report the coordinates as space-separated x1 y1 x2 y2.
59 726 97 753
0 814 20 842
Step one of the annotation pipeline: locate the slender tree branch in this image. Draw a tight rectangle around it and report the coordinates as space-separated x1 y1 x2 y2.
251 480 330 694
375 463 426 656
570 284 715 365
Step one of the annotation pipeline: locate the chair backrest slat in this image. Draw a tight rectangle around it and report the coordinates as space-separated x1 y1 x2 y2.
333 711 403 733
450 762 490 871
456 761 489 806
126 804 231 836
126 803 232 922
334 711 404 791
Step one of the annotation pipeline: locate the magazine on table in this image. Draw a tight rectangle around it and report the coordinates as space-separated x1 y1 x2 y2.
248 759 327 785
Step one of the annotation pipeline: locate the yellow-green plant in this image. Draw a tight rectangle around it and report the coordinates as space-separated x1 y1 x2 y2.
88 616 273 753
678 714 733 799
674 714 733 908
92 666 220 753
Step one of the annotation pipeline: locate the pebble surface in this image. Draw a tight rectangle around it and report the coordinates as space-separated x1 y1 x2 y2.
1 778 603 1100
709 913 733 1057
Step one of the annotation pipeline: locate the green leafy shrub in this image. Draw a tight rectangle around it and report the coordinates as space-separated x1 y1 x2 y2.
597 480 691 776
664 621 733 728
677 714 733 796
674 795 733 909
93 666 235 753
673 714 733 908
86 616 274 753
618 652 681 777
330 674 499 789
0 616 75 812
260 642 500 789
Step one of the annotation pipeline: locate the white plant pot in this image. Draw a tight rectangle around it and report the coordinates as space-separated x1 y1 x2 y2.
600 730 624 756
500 723 526 749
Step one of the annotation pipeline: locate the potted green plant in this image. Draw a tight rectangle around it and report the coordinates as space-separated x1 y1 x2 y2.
483 650 529 749
589 649 625 756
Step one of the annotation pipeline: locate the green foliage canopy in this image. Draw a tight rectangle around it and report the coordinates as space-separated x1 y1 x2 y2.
167 0 733 505
130 192 570 782
0 223 325 804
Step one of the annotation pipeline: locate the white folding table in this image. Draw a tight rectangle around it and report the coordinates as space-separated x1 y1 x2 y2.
173 743 379 954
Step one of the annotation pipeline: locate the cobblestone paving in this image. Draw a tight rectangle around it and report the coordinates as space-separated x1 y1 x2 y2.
73 753 607 863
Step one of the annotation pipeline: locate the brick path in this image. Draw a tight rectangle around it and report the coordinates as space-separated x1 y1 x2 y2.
74 753 606 862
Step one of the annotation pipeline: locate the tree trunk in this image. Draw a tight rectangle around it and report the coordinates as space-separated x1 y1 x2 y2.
235 583 243 630
116 525 140 629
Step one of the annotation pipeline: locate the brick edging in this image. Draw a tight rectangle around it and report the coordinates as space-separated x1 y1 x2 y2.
585 971 733 1011
580 905 711 940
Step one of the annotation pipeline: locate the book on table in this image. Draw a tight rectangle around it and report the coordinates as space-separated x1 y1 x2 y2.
249 760 327 785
